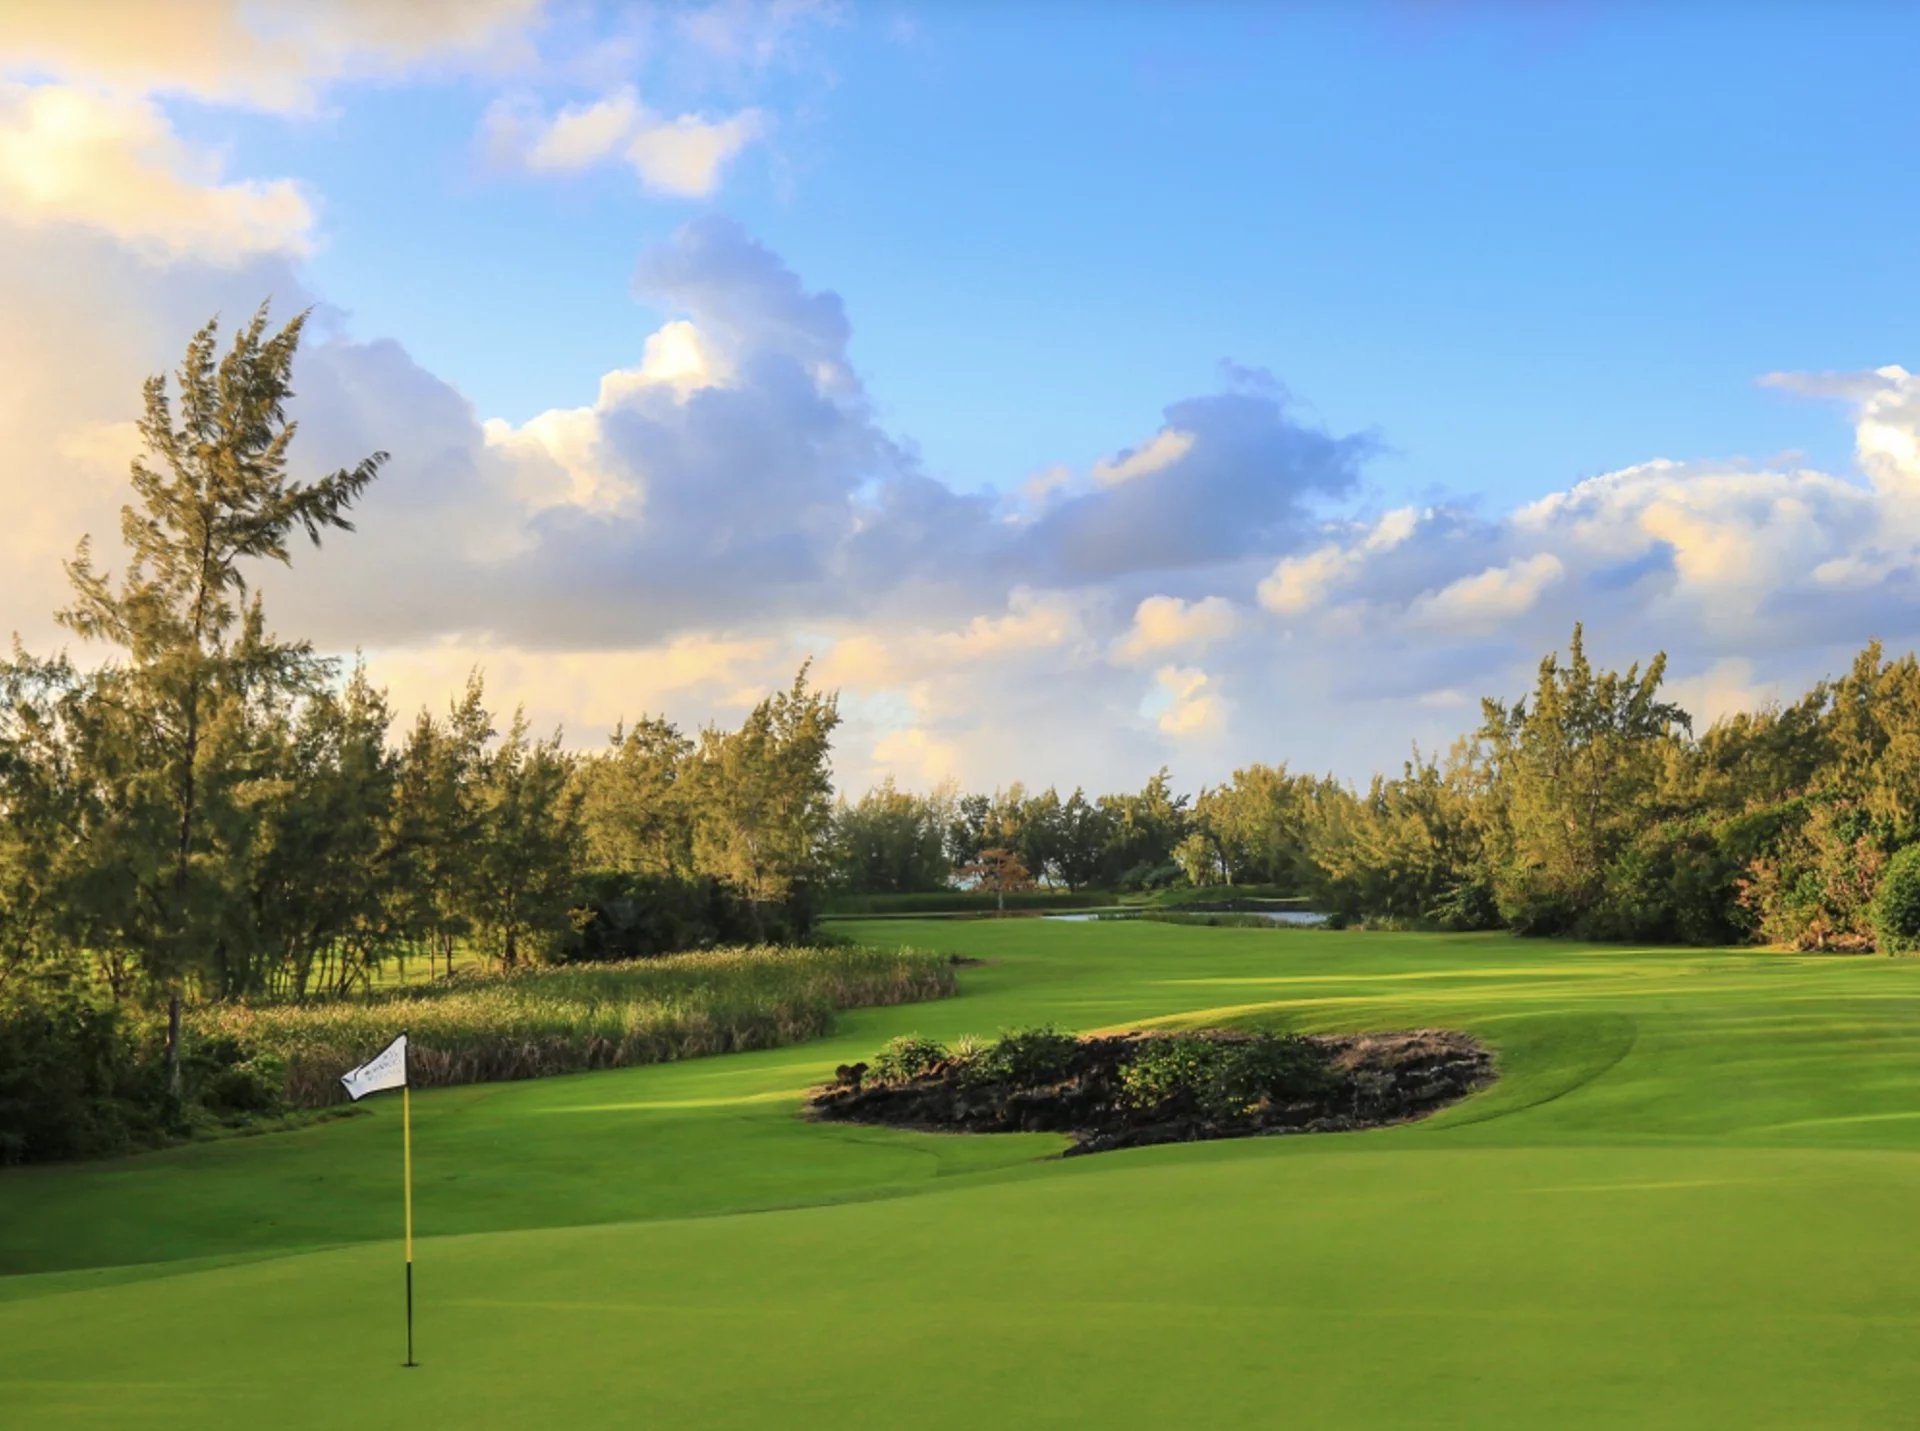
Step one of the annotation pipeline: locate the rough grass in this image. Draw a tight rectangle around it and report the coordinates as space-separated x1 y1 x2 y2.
194 945 956 1106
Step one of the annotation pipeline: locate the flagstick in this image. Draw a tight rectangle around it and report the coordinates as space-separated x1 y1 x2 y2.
403 1077 416 1368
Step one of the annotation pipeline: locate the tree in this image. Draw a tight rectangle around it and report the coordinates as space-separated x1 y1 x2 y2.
1190 764 1321 889
56 306 384 1095
1477 625 1688 933
959 846 1034 914
1098 768 1191 885
1872 844 1920 954
242 664 401 999
576 716 696 876
687 665 841 932
470 711 581 968
1052 788 1112 892
390 675 493 980
828 778 954 892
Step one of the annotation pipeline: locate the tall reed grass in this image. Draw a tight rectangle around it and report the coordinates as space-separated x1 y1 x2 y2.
195 945 956 1107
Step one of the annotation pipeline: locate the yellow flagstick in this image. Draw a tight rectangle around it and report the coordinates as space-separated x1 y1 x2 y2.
403 1048 417 1368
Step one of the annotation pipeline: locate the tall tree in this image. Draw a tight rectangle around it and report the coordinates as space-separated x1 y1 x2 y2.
688 665 841 929
576 716 696 875
470 710 581 969
57 305 384 1095
1477 624 1689 933
828 778 954 892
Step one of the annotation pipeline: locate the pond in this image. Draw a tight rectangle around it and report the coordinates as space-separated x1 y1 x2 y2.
1042 908 1330 926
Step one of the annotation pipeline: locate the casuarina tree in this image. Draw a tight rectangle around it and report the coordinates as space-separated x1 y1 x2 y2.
58 305 385 1100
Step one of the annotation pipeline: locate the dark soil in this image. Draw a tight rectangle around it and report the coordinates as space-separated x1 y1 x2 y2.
809 1029 1494 1156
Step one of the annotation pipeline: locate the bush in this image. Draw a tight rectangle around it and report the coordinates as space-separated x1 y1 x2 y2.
972 1026 1080 1087
949 1033 986 1064
1873 845 1920 954
1117 862 1182 892
1740 798 1891 951
186 1036 286 1116
561 870 818 961
871 1035 947 1084
1119 1032 1326 1123
1426 878 1502 932
0 984 158 1164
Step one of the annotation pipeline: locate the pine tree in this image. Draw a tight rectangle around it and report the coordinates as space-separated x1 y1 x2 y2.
57 305 384 1096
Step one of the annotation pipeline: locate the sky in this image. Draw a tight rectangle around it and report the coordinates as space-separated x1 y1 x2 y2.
2 0 1918 796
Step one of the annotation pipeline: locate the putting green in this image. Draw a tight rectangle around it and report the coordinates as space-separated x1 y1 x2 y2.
4 924 1920 1427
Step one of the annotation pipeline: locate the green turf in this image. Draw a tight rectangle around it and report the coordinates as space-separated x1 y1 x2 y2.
5 923 1920 1427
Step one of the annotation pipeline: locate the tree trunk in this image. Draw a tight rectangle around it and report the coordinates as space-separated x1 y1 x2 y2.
165 984 183 1102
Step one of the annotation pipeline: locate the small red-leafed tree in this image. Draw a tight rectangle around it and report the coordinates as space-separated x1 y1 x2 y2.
960 846 1034 915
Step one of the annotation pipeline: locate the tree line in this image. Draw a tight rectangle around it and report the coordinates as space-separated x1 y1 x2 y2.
827 629 1920 954
0 309 840 1109
5 305 1919 1161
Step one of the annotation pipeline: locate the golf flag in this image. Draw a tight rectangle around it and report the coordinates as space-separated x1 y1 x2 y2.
340 1032 418 1367
341 1033 408 1101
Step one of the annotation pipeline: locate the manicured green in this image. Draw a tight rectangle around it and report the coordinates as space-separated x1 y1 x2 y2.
4 922 1920 1427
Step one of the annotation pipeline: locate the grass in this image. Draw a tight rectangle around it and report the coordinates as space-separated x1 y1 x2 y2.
1124 883 1305 909
821 888 1113 916
820 883 1306 918
6 920 1920 1426
196 945 956 1105
1097 909 1325 928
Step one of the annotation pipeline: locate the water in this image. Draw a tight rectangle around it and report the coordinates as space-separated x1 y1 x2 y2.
1043 908 1329 926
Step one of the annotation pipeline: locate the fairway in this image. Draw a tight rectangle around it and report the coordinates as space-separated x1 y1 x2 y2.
5 922 1920 1428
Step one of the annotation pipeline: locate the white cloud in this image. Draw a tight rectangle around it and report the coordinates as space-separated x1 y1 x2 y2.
1663 657 1780 729
1092 427 1194 486
869 724 961 787
484 87 766 197
815 590 1091 692
0 0 543 113
517 87 640 170
1409 553 1565 634
1152 665 1224 738
626 108 765 197
482 318 732 516
364 631 779 737
1020 462 1073 508
0 84 315 260
1258 506 1417 616
1114 595 1236 664
10 184 1920 799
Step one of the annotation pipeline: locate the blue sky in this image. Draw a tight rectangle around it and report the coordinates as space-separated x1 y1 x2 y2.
3 1 1918 792
260 3 1917 502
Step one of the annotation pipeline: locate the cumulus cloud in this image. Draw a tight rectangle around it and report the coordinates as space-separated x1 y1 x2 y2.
1259 506 1417 616
1025 376 1374 583
0 83 315 259
1151 665 1225 739
0 2 552 266
1247 363 1920 732
483 86 766 197
1092 427 1195 486
9 147 1920 796
1408 552 1565 635
0 0 543 113
1114 595 1237 664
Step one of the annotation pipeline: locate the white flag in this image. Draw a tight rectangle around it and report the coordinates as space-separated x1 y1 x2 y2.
341 1033 409 1101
